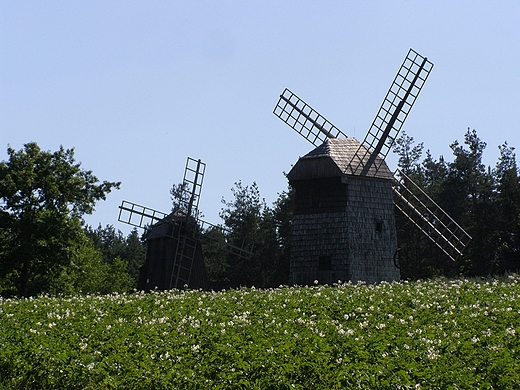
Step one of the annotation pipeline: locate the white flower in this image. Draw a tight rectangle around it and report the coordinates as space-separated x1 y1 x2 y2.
427 346 438 360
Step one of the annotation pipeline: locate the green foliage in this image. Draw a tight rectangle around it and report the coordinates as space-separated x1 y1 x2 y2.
212 181 292 288
51 234 108 295
49 232 134 295
394 129 520 278
85 225 146 285
0 142 120 297
104 257 135 294
1 277 519 388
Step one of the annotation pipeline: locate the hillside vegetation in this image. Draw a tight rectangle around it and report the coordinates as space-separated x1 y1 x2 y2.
1 276 519 389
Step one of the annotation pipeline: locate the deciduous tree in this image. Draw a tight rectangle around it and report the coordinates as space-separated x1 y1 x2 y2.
0 142 120 297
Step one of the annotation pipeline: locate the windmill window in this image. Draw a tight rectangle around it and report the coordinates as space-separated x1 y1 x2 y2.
375 220 383 233
318 255 332 271
310 191 321 209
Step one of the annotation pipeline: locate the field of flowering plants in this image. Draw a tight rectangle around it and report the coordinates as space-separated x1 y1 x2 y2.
1 276 520 389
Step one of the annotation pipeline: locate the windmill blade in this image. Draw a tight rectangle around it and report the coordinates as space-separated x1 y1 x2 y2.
349 49 434 176
180 157 206 218
118 200 168 229
274 88 348 147
392 170 472 261
196 218 255 260
118 200 254 260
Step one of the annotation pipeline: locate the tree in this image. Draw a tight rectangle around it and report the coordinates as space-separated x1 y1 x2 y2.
393 128 520 279
214 181 293 288
85 225 146 286
392 131 424 176
393 132 445 279
444 129 495 275
264 186 293 287
0 143 120 297
50 230 135 296
493 142 520 272
219 181 266 287
122 228 147 283
170 182 190 213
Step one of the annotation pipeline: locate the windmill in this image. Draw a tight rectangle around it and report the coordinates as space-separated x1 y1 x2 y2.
274 49 471 285
118 157 253 291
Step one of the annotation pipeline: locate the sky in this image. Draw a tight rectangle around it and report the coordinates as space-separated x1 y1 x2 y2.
2 1 520 235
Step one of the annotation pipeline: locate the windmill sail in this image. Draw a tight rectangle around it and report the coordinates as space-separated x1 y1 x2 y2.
274 88 348 147
118 200 254 260
273 49 471 264
349 49 433 176
393 170 472 261
118 157 253 290
181 157 205 218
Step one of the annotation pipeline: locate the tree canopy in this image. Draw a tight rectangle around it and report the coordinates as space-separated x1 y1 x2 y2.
0 143 120 297
394 129 520 278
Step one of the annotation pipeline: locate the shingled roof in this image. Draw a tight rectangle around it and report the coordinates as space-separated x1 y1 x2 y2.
287 138 393 181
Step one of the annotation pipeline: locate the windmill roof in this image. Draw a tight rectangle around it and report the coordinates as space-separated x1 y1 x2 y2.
287 138 394 181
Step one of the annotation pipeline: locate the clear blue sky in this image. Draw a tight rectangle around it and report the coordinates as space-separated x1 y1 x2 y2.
2 1 519 234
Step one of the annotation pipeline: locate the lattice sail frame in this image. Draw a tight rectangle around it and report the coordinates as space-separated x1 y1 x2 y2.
392 170 472 261
273 88 348 147
348 49 433 176
181 157 205 218
117 157 253 289
118 201 254 259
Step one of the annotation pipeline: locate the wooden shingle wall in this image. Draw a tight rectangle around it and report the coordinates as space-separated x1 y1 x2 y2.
290 175 400 285
346 177 400 283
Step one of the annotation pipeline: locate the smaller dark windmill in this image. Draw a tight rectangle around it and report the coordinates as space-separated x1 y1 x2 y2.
274 49 471 285
118 157 253 291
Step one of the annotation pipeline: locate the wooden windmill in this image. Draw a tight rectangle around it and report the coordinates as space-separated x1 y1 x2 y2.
118 157 253 291
274 49 471 285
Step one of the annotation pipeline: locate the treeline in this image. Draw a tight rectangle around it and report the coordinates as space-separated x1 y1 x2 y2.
0 141 292 297
394 129 520 279
1 129 520 297
203 181 292 290
196 128 520 287
204 128 520 285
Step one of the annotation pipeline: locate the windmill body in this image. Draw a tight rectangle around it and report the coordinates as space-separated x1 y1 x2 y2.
118 157 253 291
138 211 208 291
288 138 399 285
274 49 471 285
